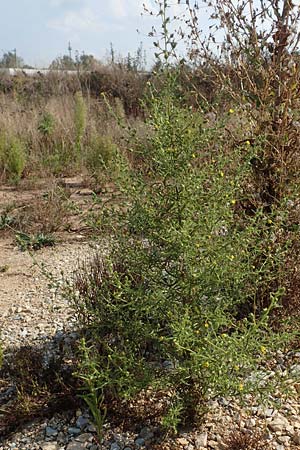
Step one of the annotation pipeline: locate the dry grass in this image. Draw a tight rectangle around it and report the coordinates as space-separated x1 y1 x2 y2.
222 428 270 450
0 90 130 181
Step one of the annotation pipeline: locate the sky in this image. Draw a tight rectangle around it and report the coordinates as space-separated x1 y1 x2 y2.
0 0 191 68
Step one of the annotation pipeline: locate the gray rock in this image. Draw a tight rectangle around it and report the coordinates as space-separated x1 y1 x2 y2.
257 406 274 418
40 444 59 450
75 433 93 443
76 416 90 430
66 442 87 450
68 427 81 436
87 424 97 433
277 435 290 445
135 438 145 447
268 415 290 432
195 432 208 448
57 431 68 445
110 443 121 450
45 427 58 438
218 397 230 407
162 360 175 370
275 445 284 450
291 364 300 375
139 427 154 440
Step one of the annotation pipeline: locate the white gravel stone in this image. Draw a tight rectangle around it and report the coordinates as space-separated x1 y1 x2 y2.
194 432 208 448
268 415 290 432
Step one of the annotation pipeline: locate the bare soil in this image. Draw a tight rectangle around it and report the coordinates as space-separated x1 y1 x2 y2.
0 178 97 343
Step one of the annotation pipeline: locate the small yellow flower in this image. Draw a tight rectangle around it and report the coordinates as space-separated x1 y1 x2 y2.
220 171 224 177
204 322 209 328
195 330 200 335
239 383 244 391
203 361 209 368
230 255 235 260
229 108 235 114
192 153 196 158
231 199 236 205
221 333 227 338
260 346 267 354
267 219 273 224
196 243 200 248
245 140 251 146
234 365 239 371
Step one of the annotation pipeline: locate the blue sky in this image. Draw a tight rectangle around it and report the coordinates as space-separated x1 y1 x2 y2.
0 0 191 68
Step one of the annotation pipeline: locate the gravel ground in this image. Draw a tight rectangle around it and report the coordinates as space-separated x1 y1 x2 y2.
0 184 300 449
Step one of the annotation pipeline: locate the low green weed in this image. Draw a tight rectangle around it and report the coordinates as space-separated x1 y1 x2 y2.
38 112 55 136
0 213 14 230
16 231 56 251
75 339 107 443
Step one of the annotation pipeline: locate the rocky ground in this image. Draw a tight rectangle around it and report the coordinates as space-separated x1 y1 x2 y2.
0 181 300 450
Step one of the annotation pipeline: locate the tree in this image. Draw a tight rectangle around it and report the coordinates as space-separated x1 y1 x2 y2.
75 52 101 71
49 55 76 70
0 51 24 68
49 52 101 71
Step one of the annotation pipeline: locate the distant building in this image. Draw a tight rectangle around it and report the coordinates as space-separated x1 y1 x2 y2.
0 68 77 76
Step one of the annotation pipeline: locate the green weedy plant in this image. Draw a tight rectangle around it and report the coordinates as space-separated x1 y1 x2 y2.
38 112 55 136
69 0 298 437
70 71 295 435
75 339 107 443
0 212 14 230
15 232 56 251
85 134 118 181
0 134 26 183
74 91 87 159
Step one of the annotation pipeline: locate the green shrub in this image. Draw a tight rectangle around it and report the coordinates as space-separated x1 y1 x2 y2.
0 134 26 183
70 75 295 434
85 134 118 179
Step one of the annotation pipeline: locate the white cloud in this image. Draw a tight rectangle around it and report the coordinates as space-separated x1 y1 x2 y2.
110 0 128 18
49 0 82 7
48 6 99 33
109 0 152 19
